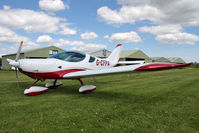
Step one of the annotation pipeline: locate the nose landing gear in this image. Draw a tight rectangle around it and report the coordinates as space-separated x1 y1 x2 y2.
24 79 48 96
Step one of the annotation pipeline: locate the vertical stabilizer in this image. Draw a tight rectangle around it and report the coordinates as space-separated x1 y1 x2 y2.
107 44 122 66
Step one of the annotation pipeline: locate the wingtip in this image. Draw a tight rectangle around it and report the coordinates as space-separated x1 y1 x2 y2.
184 62 193 66
135 62 193 71
116 44 122 48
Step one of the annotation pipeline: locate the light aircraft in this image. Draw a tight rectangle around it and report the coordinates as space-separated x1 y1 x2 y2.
7 41 192 96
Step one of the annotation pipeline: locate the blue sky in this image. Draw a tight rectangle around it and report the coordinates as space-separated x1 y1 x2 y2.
0 0 199 62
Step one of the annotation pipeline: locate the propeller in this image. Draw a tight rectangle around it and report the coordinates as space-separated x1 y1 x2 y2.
15 41 23 81
15 41 23 62
7 41 23 86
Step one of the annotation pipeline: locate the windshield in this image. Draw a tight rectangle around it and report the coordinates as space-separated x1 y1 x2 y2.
49 51 86 62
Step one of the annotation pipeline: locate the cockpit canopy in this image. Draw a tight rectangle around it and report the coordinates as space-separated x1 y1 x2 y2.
49 51 86 62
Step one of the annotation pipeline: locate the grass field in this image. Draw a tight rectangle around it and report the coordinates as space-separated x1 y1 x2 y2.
0 69 199 133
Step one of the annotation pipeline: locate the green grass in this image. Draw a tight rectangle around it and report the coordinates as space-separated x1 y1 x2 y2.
0 69 199 133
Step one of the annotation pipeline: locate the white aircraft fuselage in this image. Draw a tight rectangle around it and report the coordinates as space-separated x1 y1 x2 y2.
18 54 114 80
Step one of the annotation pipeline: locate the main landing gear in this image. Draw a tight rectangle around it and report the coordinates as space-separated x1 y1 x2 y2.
77 79 96 94
24 78 96 96
24 79 62 96
45 79 63 89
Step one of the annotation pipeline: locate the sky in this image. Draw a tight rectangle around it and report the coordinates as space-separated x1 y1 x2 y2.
0 0 199 62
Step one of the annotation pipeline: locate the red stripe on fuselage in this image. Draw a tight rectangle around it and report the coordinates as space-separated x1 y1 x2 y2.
135 63 192 71
19 69 85 79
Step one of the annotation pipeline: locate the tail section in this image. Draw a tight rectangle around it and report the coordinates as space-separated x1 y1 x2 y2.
107 44 122 66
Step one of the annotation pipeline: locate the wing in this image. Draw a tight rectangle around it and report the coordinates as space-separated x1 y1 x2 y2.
63 63 192 79
118 61 144 65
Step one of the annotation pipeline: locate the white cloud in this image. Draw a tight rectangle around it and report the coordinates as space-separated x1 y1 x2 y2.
58 23 77 35
98 0 199 26
139 25 199 45
54 39 84 47
84 43 106 49
70 43 107 51
97 6 126 25
3 5 10 10
39 0 68 11
81 32 98 40
98 0 199 46
36 35 54 43
53 39 107 51
0 8 62 33
105 31 142 43
0 26 39 54
156 33 199 45
139 25 183 35
104 35 109 39
70 47 86 51
97 6 164 26
0 46 17 55
58 27 77 35
0 26 35 45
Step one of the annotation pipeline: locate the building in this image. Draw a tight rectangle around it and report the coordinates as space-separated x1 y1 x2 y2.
0 57 2 69
151 57 186 64
86 49 151 63
2 46 65 70
120 49 151 63
151 57 170 63
167 57 185 64
86 49 111 58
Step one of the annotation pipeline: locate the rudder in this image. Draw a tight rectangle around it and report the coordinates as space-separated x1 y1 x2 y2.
107 44 122 66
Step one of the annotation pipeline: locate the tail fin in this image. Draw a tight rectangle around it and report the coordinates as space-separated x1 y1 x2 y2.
107 44 122 66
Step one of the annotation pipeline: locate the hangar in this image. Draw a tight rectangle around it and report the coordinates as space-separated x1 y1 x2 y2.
2 46 65 70
86 49 111 58
151 57 170 63
87 49 186 64
167 57 185 64
120 49 151 63
87 49 151 63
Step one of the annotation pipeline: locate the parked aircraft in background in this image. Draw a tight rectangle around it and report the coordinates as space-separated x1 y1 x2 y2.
7 41 192 96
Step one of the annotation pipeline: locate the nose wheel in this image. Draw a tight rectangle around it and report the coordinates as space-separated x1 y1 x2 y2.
24 79 48 96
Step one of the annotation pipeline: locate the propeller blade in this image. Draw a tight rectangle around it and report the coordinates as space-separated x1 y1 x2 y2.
15 41 23 61
15 67 19 87
14 41 23 87
15 67 18 79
